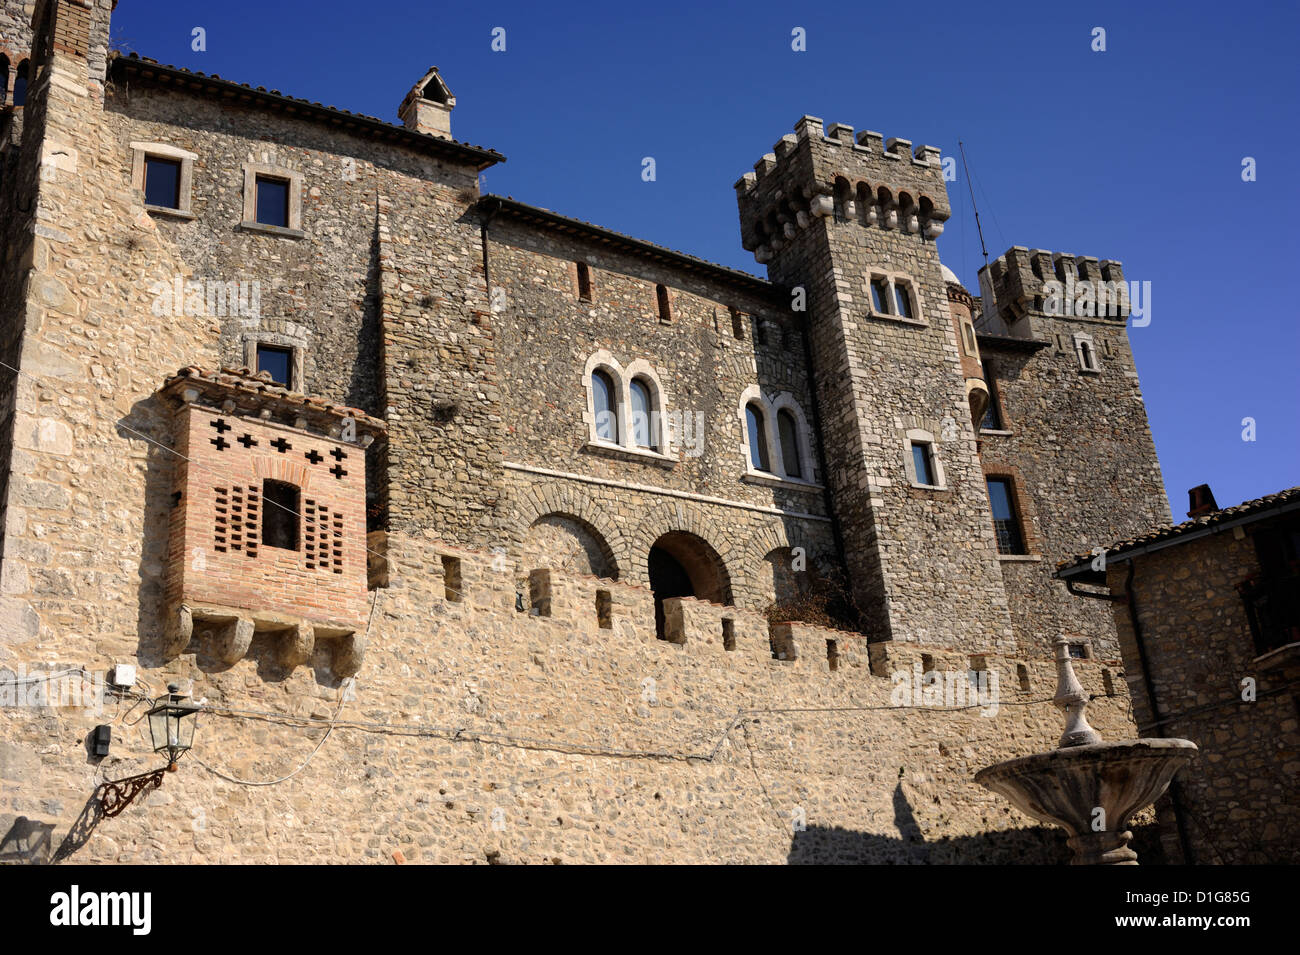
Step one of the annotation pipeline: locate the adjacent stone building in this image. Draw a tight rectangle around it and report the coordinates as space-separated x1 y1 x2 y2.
0 0 1186 864
1058 485 1300 864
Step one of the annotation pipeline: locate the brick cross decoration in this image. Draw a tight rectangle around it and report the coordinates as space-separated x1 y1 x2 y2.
210 436 230 451
210 418 232 433
304 449 323 464
330 464 347 480
270 437 292 453
237 434 258 448
330 447 348 461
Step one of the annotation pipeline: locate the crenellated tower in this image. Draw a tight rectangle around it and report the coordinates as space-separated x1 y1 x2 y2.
736 117 1013 652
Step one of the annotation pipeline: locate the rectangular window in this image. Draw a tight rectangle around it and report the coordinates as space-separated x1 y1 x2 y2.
256 344 293 387
730 308 745 340
870 278 890 313
1068 643 1087 659
911 442 934 486
261 480 300 551
987 478 1027 555
143 156 182 209
596 589 612 629
255 176 291 228
894 284 914 319
576 262 592 301
656 284 672 324
442 555 463 603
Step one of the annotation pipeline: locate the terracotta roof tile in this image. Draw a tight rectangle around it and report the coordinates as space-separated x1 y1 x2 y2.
1057 486 1300 574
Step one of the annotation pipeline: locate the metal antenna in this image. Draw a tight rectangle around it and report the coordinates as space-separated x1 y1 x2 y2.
958 140 988 269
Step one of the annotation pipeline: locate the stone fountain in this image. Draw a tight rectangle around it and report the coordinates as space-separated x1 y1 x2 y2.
974 638 1197 865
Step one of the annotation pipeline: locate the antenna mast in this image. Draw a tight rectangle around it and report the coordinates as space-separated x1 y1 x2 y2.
958 140 988 269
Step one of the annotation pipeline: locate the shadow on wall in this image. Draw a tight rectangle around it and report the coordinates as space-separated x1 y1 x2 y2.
786 783 1167 865
121 396 175 669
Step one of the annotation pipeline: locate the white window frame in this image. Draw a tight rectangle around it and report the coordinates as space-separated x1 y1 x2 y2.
1073 332 1101 373
582 352 675 465
866 270 926 326
903 428 946 489
131 142 198 218
241 161 305 236
739 386 821 490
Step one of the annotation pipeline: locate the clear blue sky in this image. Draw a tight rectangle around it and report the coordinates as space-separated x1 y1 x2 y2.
113 0 1300 516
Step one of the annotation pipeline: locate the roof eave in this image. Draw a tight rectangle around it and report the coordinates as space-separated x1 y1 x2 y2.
110 54 504 171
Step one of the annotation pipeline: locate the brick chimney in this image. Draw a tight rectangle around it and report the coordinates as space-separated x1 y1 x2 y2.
398 67 455 139
1187 483 1218 518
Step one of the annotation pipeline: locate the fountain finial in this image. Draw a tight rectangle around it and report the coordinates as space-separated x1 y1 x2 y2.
1053 637 1103 748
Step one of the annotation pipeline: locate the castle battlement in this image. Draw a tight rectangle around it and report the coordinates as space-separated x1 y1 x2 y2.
736 116 951 263
979 245 1130 336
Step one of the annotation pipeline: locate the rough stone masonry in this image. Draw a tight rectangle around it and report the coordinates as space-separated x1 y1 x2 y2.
0 0 1174 863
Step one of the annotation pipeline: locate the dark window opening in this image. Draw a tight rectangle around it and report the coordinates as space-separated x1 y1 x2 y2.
656 284 672 323
1068 643 1087 659
261 480 300 551
730 308 745 340
13 60 28 107
596 589 612 630
987 477 1026 555
870 278 889 314
255 175 290 228
722 618 736 651
649 545 694 641
576 262 592 301
256 344 293 387
911 442 935 486
777 409 801 478
143 156 181 209
746 402 770 472
442 555 463 603
1017 664 1030 691
894 284 914 319
827 639 839 671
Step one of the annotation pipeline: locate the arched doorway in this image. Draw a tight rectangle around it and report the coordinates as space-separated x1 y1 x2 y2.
647 531 732 638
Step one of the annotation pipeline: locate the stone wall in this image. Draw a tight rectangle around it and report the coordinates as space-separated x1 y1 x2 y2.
1106 530 1300 864
485 214 841 610
0 535 1154 865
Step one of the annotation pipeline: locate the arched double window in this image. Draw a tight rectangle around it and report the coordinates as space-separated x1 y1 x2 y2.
741 389 812 482
584 353 669 456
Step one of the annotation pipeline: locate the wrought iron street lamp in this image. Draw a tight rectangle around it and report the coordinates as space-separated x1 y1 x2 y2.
101 684 201 817
147 683 201 769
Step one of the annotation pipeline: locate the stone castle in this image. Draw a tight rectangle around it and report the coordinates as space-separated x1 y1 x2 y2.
0 0 1180 864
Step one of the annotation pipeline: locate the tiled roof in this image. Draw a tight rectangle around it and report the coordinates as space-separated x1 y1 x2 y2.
110 53 504 170
161 366 386 434
1056 486 1300 575
479 195 779 298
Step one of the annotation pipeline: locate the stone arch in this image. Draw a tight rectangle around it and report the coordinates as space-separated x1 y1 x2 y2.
511 483 632 580
523 513 618 581
628 500 737 600
738 521 826 606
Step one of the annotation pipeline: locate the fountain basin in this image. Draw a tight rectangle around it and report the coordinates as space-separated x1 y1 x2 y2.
975 738 1197 865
